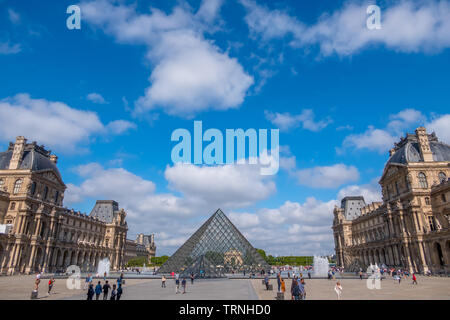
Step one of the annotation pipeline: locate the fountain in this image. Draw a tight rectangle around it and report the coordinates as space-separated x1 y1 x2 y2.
96 258 110 277
313 255 329 277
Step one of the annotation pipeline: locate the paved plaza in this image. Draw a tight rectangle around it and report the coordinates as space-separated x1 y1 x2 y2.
0 275 449 300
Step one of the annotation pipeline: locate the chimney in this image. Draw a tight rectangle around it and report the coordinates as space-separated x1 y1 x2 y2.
49 154 58 164
8 136 27 170
415 127 433 162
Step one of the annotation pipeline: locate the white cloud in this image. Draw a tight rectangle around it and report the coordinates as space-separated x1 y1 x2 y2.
86 92 108 104
0 41 21 55
164 162 276 208
342 126 397 154
8 9 20 24
294 163 360 188
426 114 450 144
81 0 253 118
106 120 136 135
337 179 382 204
0 93 135 152
241 0 450 56
265 109 332 132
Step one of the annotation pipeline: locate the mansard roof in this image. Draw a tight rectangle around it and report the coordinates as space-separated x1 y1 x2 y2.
0 142 62 180
386 132 450 165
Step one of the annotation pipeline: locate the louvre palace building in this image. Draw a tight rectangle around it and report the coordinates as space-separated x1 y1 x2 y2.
333 127 450 274
0 136 129 275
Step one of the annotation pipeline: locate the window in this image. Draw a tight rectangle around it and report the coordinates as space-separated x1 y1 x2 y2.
425 197 430 205
418 172 428 189
428 216 437 232
43 186 48 200
395 181 400 195
10 202 16 210
405 175 411 191
442 194 447 203
54 191 59 204
0 179 4 191
30 182 37 195
438 172 446 183
13 179 23 194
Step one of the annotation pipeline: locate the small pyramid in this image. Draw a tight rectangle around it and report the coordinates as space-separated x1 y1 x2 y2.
158 209 270 278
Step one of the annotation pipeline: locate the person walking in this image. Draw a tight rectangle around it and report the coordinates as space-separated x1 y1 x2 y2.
334 281 343 300
307 270 311 280
290 276 298 300
84 274 91 290
110 284 117 300
87 284 95 300
95 281 102 300
175 277 180 294
359 270 363 280
291 279 301 300
117 284 123 300
182 278 187 294
298 278 306 300
264 275 270 290
277 272 282 292
47 277 55 295
103 280 111 300
190 273 194 285
161 275 166 288
412 273 418 285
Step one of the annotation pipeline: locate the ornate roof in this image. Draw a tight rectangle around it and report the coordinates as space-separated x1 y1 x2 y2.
386 132 450 165
0 141 62 180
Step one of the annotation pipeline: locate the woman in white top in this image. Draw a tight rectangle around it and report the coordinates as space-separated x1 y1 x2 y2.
334 281 343 300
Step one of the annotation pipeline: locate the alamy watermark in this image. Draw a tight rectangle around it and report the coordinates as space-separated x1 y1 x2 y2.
171 121 279 175
366 5 382 30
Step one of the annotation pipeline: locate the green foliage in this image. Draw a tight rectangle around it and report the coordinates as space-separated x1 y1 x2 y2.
150 256 169 266
126 256 147 267
255 249 314 266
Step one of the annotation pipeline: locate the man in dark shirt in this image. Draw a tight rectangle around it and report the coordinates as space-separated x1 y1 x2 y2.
103 280 111 300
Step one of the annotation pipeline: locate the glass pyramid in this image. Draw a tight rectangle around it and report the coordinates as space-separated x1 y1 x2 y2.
158 209 270 278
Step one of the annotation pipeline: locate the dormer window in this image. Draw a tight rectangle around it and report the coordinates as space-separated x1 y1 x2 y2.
13 179 23 194
438 172 446 183
418 172 428 189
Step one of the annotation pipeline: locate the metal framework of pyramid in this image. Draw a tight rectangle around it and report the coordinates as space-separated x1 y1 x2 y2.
158 209 270 278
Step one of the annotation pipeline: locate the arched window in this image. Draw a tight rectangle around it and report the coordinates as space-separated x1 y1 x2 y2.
438 172 447 183
43 186 48 200
54 191 59 204
30 182 37 195
13 179 23 194
418 172 428 189
0 179 4 191
10 202 16 210
425 197 430 205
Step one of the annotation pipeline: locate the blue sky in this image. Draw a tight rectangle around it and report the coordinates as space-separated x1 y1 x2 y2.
1 0 449 256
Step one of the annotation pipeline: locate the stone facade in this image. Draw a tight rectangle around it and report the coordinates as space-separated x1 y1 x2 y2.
333 127 450 274
0 137 128 275
124 233 156 265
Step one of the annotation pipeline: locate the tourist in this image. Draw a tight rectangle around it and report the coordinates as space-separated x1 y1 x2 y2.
95 281 102 300
117 284 123 300
87 284 95 300
110 284 117 300
281 278 286 293
34 272 41 292
84 274 90 289
412 273 418 285
264 274 270 290
287 271 290 279
307 270 311 280
161 275 166 288
175 277 180 294
190 273 194 285
117 273 124 287
103 280 111 300
277 272 282 292
182 278 187 294
298 278 306 300
290 276 298 300
103 271 107 281
359 270 363 280
334 281 343 300
48 277 55 295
